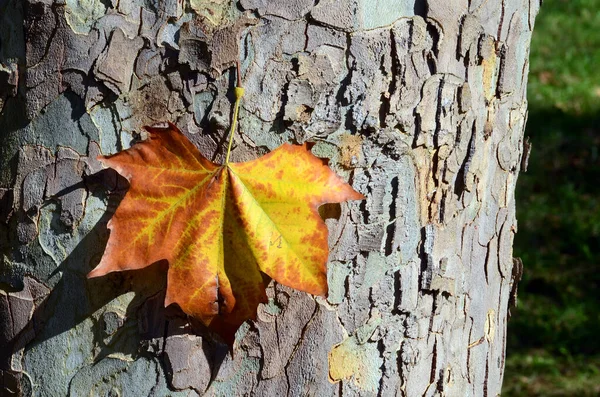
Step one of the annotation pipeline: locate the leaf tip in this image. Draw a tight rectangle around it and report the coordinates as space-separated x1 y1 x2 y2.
87 266 105 279
96 154 108 165
351 190 367 201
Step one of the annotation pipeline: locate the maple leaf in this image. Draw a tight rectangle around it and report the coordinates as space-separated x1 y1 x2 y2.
88 122 364 343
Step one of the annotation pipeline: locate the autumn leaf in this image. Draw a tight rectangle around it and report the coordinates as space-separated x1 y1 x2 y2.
88 122 364 343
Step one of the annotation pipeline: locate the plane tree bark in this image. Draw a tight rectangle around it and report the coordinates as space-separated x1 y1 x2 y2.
0 0 539 395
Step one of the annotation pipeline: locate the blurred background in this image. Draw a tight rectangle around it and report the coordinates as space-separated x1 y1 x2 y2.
502 0 600 395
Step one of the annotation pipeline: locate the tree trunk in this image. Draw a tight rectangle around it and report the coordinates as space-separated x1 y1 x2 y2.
0 0 539 395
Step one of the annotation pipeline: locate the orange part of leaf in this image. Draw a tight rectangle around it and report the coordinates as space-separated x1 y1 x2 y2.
88 122 364 343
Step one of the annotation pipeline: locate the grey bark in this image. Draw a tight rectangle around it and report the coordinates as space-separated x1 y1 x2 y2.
0 0 539 396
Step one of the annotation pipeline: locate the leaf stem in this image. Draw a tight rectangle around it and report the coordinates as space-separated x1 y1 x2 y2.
225 63 244 165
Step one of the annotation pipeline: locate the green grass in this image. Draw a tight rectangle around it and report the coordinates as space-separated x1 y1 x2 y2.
527 0 600 115
503 351 600 396
504 0 600 395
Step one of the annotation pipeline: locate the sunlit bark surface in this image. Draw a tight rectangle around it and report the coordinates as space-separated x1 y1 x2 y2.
0 0 538 395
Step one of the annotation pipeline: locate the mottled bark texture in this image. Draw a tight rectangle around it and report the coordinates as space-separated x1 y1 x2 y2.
0 0 539 396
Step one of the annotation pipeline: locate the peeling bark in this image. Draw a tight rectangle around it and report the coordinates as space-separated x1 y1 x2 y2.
0 0 539 395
